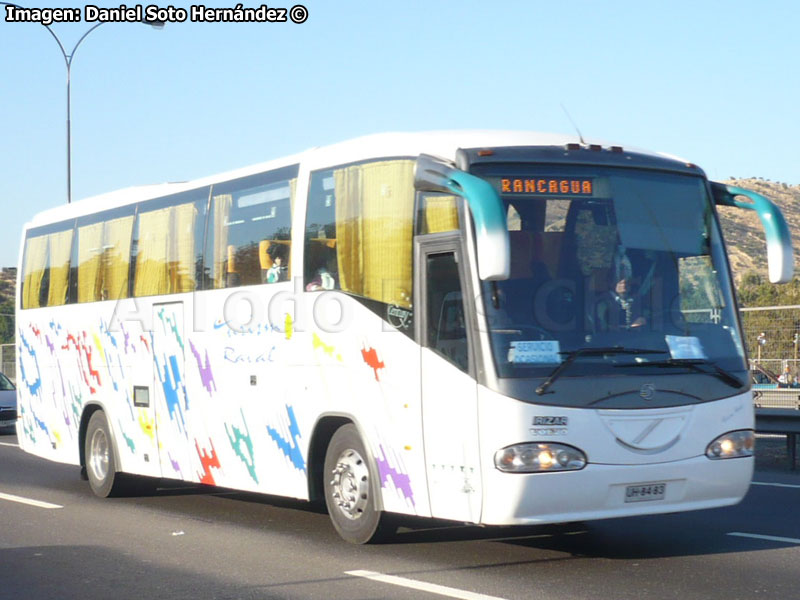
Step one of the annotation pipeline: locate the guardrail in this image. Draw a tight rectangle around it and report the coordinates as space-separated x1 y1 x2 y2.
753 388 800 471
755 408 800 470
753 388 800 470
753 388 800 410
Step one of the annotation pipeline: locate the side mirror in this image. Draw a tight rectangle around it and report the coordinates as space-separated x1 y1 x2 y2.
414 154 509 280
711 182 794 284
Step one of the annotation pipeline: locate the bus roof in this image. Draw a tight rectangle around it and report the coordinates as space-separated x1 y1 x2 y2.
25 130 689 229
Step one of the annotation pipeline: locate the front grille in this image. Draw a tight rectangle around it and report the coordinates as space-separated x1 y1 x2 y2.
0 408 17 422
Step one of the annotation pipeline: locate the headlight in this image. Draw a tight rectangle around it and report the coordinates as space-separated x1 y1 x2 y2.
494 442 587 473
706 430 755 460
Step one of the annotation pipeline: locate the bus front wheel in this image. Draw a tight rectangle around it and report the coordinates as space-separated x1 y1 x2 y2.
323 424 393 544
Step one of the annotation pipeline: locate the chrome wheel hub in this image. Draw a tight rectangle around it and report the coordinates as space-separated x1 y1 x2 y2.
89 428 110 482
329 448 370 520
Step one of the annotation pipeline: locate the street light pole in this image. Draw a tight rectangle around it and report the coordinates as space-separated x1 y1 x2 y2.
64 23 107 206
1 2 163 204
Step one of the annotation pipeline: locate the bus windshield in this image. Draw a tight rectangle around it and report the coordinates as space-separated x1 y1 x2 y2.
471 163 747 382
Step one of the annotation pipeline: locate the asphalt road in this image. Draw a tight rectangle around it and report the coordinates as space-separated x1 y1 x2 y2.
1 432 799 600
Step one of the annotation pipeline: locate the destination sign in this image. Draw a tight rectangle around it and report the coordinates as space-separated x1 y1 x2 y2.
499 177 594 196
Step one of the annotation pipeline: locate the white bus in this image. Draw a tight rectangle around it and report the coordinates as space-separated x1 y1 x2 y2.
16 131 794 543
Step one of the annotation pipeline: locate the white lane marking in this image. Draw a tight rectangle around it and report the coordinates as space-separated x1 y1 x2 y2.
0 492 63 509
0 441 18 447
751 481 800 489
728 532 800 544
346 570 508 600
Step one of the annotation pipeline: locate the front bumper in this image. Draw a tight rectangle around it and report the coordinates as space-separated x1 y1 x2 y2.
0 407 16 428
480 454 753 525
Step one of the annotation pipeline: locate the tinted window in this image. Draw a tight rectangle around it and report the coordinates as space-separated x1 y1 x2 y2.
21 223 74 309
416 192 461 235
0 372 15 391
472 163 745 393
207 166 297 288
305 159 415 312
426 252 469 372
131 190 208 297
75 208 135 303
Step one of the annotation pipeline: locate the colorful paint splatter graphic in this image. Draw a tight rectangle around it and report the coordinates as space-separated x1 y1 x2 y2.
189 340 217 395
226 410 258 483
375 445 414 506
17 301 423 527
196 439 221 485
18 331 42 397
284 313 293 340
267 405 306 473
312 332 342 361
361 345 385 381
155 353 188 435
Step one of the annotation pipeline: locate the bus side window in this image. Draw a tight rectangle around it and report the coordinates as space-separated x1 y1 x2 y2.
304 160 414 316
21 233 48 309
207 167 297 289
416 192 460 235
20 225 74 309
74 209 135 303
131 192 206 297
426 252 469 373
304 169 338 291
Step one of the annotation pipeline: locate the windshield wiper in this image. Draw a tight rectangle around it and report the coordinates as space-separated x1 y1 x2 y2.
535 347 666 396
620 358 744 389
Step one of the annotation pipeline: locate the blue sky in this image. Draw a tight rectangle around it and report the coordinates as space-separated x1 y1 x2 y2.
1 1 798 268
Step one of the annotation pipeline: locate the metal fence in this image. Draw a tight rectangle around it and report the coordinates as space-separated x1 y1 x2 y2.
1 343 15 383
740 305 800 366
740 305 800 409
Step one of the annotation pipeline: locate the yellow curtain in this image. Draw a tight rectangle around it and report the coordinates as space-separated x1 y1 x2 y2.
172 202 197 293
78 222 104 303
424 195 459 234
333 161 414 307
133 202 197 296
102 215 134 300
334 165 363 295
46 229 73 306
134 207 171 297
212 194 232 289
361 161 414 307
22 235 48 309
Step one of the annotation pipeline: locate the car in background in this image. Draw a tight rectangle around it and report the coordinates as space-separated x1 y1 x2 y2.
0 372 16 433
751 363 780 390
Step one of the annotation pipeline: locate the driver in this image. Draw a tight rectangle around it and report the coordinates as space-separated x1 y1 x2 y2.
597 275 646 329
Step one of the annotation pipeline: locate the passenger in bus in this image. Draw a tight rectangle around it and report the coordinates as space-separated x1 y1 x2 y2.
306 246 338 291
265 243 289 283
306 265 336 291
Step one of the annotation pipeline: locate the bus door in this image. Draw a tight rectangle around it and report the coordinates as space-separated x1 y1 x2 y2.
416 234 482 523
151 302 194 481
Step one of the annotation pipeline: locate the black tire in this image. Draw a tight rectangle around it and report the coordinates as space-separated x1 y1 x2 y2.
85 410 131 498
323 424 394 544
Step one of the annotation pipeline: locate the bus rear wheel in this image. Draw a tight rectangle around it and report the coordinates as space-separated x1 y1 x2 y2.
85 410 131 498
323 424 393 544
